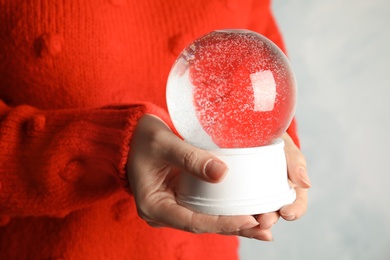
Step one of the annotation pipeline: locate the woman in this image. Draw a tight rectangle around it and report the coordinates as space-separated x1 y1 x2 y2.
0 0 310 259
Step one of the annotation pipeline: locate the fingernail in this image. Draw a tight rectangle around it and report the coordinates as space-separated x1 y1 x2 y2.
204 159 228 181
253 234 274 242
281 213 296 221
298 167 311 188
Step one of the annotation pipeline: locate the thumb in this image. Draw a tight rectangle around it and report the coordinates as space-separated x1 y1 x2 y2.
283 133 311 188
163 136 228 183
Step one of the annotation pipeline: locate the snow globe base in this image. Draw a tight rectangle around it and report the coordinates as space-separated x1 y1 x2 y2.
176 138 296 215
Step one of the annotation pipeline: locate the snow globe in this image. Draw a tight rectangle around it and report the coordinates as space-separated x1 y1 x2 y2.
166 29 297 215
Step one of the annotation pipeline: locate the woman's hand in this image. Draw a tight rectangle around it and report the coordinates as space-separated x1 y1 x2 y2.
254 133 310 234
127 115 310 241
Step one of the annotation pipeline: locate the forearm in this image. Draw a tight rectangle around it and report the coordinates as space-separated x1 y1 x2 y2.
0 100 168 217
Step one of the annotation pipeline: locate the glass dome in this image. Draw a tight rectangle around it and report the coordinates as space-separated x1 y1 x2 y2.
166 29 296 149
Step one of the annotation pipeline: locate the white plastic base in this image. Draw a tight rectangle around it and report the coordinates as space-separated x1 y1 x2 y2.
177 138 296 215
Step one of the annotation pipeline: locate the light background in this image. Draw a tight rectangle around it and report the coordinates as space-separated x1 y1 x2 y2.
239 0 390 259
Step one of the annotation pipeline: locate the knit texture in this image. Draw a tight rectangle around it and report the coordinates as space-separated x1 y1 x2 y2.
0 0 298 259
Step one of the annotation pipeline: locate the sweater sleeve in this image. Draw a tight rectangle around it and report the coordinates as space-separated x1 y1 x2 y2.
0 100 169 218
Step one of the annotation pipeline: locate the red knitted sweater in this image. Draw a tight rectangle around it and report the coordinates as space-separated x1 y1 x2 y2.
0 0 298 259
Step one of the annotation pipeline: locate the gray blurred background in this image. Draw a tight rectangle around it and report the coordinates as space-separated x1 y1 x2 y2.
240 0 390 259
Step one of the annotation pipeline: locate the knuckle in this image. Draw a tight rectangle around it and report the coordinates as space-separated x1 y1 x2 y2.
181 149 200 172
146 131 165 154
288 146 303 158
286 148 307 168
296 199 308 214
183 213 206 234
218 225 236 234
136 204 152 222
294 156 307 169
183 224 203 234
294 150 306 163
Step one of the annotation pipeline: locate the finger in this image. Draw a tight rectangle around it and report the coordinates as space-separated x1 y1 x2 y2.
235 226 273 241
146 221 166 228
256 212 280 230
152 200 258 234
161 134 228 183
282 133 311 188
130 114 228 183
279 187 308 221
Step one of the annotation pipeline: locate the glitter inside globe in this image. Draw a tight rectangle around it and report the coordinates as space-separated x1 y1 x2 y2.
166 29 296 149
